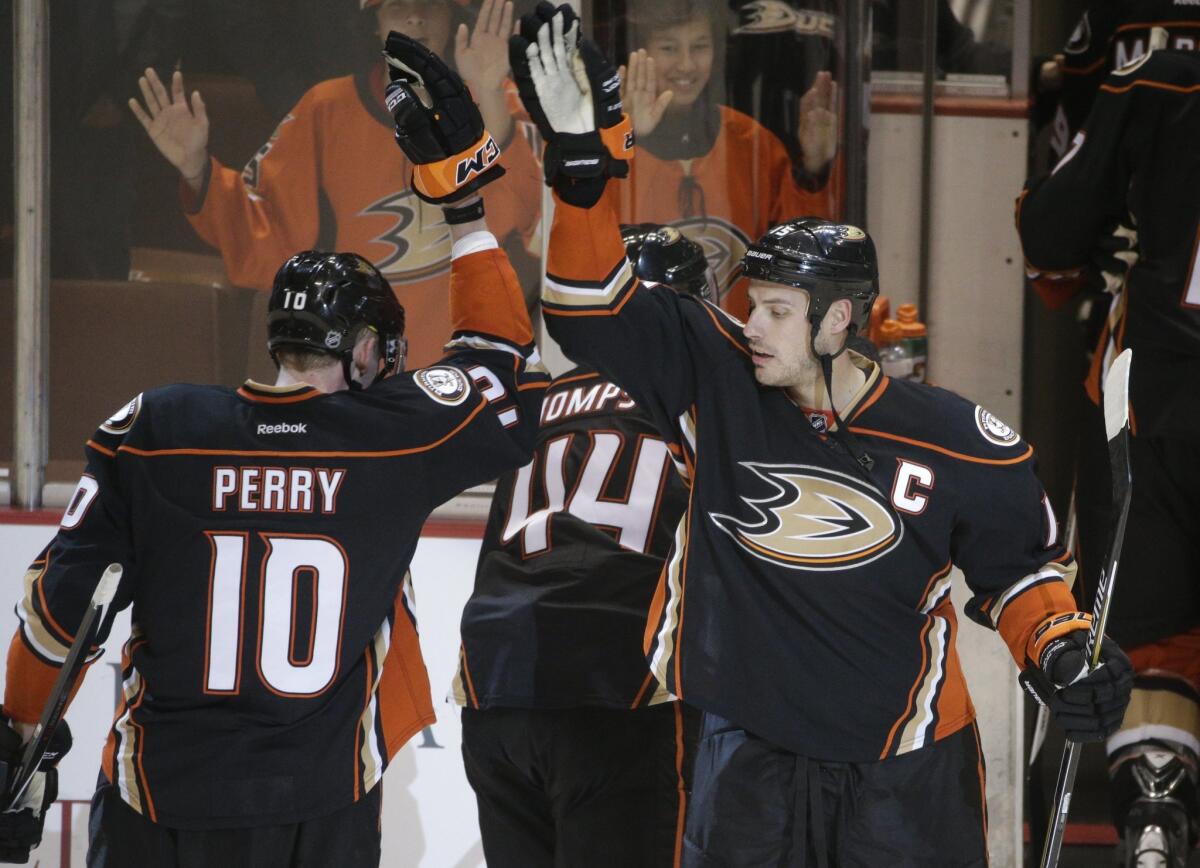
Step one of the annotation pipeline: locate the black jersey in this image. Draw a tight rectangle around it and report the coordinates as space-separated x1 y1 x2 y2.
540 192 1080 763
1019 50 1200 438
455 366 690 711
4 245 548 829
1050 2 1200 158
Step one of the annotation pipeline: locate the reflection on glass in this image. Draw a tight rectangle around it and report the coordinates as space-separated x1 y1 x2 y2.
592 0 842 318
871 0 1012 78
127 0 542 368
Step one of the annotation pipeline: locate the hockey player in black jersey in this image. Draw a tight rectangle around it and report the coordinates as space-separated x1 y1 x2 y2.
0 34 547 867
510 5 1134 863
1042 2 1200 160
1018 49 1200 868
455 223 711 867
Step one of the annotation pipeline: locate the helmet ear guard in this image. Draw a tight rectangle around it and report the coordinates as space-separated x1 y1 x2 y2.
268 251 407 389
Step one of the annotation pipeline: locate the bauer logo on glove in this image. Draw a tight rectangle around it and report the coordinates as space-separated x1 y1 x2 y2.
382 31 506 205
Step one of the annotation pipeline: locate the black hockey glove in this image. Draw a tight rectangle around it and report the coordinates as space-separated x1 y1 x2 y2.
509 2 635 207
382 31 505 205
1020 629 1133 743
0 717 71 863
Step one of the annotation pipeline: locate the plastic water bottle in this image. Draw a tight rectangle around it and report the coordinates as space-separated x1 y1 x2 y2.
877 319 914 380
896 303 928 382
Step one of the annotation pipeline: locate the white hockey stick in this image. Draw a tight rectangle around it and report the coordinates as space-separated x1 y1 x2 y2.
2 564 122 811
1036 348 1133 868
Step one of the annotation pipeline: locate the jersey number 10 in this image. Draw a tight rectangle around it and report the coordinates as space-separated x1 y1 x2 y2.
203 531 347 697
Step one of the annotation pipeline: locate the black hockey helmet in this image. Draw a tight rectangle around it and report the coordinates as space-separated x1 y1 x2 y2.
740 217 879 344
621 223 715 300
268 251 407 388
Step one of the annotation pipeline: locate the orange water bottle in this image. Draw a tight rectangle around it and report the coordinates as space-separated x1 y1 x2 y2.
868 296 890 345
896 303 928 382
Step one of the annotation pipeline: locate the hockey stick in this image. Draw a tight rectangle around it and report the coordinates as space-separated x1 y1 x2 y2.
1 563 122 811
1036 348 1132 868
1029 479 1079 768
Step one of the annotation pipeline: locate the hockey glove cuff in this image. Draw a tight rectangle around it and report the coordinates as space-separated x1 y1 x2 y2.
1020 628 1133 743
0 718 71 863
383 32 506 205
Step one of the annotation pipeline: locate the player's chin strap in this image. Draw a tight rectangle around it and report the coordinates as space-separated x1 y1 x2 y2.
814 323 875 473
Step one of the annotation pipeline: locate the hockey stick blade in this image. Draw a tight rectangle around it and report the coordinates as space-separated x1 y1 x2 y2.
1037 348 1132 868
2 563 121 811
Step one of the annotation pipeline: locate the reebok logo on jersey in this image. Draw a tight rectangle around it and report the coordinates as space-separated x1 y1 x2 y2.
710 463 902 570
257 422 308 435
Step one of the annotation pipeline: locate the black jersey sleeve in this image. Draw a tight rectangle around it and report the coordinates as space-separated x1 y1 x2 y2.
541 187 750 449
1018 68 1141 304
3 399 139 724
945 403 1081 670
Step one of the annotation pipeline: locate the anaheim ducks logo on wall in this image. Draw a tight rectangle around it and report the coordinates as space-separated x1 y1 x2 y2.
710 462 902 570
672 217 751 302
361 190 453 281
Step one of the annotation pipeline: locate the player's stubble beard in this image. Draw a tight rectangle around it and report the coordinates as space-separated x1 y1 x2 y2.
752 334 823 392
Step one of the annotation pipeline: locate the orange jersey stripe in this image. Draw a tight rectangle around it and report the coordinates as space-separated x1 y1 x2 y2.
881 617 935 759
3 635 60 724
459 645 481 709
235 387 322 405
117 398 489 459
630 671 656 709
994 580 1078 665
1100 79 1200 96
449 248 535 348
377 597 436 757
672 702 687 868
848 427 1034 466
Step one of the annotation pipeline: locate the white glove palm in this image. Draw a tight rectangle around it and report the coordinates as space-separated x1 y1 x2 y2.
524 13 593 135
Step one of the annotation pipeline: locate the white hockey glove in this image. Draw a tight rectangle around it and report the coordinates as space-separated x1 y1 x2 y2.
509 2 634 207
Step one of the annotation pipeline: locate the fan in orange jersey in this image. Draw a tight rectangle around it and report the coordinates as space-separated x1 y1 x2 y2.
129 0 542 367
616 0 839 318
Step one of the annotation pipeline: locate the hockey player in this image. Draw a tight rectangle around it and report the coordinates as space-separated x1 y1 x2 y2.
0 34 546 867
1017 49 1200 868
129 0 542 367
1042 1 1200 159
612 0 837 315
511 6 1134 862
454 223 709 867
